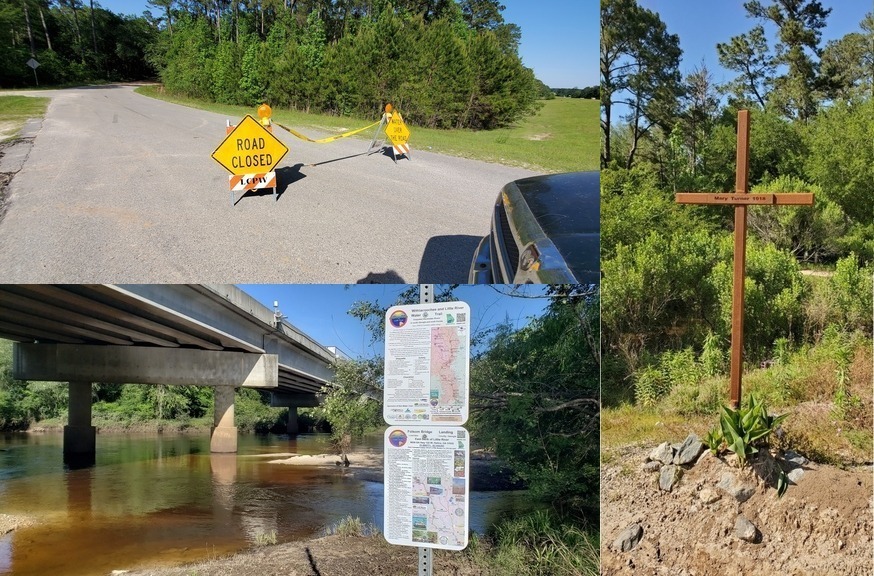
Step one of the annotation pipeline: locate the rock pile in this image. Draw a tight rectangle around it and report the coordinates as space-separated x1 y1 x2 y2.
643 433 705 492
611 437 812 554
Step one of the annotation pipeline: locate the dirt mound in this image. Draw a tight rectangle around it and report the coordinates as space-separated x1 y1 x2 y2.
123 533 491 576
601 444 872 575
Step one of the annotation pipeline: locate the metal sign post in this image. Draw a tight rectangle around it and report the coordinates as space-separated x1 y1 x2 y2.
367 113 389 155
418 283 433 576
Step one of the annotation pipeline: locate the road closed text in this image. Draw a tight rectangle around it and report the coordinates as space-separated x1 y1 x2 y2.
232 137 274 169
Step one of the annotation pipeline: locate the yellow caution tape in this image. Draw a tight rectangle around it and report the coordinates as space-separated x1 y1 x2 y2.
273 120 380 144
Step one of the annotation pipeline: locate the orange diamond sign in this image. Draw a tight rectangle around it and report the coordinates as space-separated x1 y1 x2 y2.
212 115 289 175
385 111 410 146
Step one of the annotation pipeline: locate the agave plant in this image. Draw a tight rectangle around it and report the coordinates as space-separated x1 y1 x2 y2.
717 395 787 469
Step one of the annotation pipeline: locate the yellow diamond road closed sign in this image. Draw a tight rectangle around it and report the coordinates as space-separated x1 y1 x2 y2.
385 111 410 146
212 115 289 175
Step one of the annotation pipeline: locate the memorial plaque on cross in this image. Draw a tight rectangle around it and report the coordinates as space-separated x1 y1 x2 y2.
675 110 814 408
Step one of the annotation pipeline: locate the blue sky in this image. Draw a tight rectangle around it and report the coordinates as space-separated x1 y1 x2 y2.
238 284 552 359
638 0 871 85
94 0 598 89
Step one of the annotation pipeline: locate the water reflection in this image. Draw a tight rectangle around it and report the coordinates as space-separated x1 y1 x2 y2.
0 432 527 575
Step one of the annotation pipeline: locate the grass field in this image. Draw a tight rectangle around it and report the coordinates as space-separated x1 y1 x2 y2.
0 95 49 142
136 86 598 173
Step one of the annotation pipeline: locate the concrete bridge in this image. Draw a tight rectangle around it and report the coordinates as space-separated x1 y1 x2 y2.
0 284 337 465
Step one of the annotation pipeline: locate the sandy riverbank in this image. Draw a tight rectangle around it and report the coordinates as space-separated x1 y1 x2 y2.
261 450 522 490
124 532 494 576
0 513 35 535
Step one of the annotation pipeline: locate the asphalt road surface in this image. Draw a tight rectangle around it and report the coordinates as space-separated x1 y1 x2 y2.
0 85 538 283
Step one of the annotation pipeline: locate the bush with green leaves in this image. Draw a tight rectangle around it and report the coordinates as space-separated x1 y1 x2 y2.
320 357 383 458
634 348 705 409
602 228 723 376
634 366 669 407
708 235 807 362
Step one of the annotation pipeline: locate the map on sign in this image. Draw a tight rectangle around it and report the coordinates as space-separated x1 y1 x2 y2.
384 426 469 551
211 115 289 176
384 111 410 146
384 302 469 425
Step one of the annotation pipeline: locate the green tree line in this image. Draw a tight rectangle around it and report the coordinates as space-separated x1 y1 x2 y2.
2 0 548 129
600 0 873 408
154 0 541 128
554 86 599 98
0 0 156 85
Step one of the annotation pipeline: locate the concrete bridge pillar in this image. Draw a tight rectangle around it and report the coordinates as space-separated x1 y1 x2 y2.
64 381 96 468
286 407 299 435
211 386 238 453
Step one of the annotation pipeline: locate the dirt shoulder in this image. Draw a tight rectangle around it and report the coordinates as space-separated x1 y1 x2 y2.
125 533 494 576
601 443 873 575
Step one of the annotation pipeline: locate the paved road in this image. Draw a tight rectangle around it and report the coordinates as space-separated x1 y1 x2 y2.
0 85 538 283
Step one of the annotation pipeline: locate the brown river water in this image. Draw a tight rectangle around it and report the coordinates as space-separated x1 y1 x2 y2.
0 432 526 575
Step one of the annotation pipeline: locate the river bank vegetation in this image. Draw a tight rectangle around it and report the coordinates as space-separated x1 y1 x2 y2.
601 0 872 465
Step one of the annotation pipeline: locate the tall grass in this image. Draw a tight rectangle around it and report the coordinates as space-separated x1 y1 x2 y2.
467 510 599 576
604 329 872 466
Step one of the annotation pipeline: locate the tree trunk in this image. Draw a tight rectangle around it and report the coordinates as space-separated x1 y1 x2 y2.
602 102 611 167
38 5 52 51
21 0 36 57
67 1 84 62
626 102 641 170
89 0 98 59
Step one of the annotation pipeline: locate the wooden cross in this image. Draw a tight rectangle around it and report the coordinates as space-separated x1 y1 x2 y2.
675 110 814 408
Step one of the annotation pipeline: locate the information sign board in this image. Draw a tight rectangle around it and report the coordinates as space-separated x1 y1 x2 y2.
383 302 470 426
383 426 469 551
212 115 289 176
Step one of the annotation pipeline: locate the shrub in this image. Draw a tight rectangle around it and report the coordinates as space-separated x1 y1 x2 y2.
634 366 669 408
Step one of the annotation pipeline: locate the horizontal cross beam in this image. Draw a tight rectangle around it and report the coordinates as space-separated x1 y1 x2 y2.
675 193 814 206
13 343 278 388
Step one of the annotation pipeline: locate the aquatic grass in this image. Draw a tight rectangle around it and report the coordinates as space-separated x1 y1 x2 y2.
253 530 277 546
323 515 379 538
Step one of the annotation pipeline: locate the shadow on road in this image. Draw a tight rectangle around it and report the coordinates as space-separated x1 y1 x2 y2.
276 163 307 197
309 151 370 166
305 547 323 576
417 234 482 283
233 164 306 205
378 146 411 162
356 270 406 283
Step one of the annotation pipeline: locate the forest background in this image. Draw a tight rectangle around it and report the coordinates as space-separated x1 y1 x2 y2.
0 0 598 130
600 0 872 466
